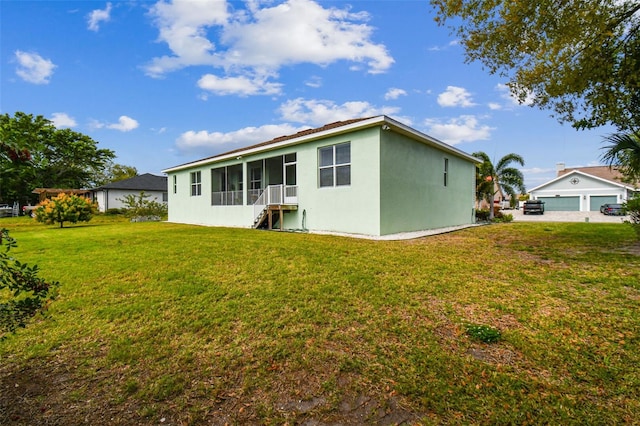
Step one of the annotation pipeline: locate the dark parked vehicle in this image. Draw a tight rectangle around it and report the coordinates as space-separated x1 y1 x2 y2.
523 199 545 215
601 203 624 215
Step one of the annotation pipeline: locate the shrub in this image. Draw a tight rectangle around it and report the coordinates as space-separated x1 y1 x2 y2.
118 192 167 221
475 209 490 221
34 193 97 228
464 323 502 343
1 228 59 339
494 213 513 223
476 209 512 223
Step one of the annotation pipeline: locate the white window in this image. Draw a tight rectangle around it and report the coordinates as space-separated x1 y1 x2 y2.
172 175 177 194
319 142 350 187
190 171 201 196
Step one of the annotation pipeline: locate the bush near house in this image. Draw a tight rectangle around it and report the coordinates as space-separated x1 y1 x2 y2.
475 207 512 223
118 192 167 222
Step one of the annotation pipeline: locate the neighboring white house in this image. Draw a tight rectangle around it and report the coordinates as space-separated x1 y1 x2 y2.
91 173 168 212
162 116 481 237
528 163 639 211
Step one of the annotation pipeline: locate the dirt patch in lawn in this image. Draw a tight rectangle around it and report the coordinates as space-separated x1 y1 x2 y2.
614 241 640 256
0 359 426 425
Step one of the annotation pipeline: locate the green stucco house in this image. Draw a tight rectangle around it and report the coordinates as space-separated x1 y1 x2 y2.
162 116 479 237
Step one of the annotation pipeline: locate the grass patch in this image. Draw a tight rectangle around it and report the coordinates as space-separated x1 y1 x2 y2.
464 323 502 343
0 216 639 424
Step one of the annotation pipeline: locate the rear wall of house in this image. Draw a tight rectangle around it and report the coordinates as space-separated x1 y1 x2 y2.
166 127 383 235
287 126 381 235
379 132 475 234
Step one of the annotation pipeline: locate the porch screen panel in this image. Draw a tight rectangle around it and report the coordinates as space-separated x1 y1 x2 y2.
211 168 225 205
227 164 243 205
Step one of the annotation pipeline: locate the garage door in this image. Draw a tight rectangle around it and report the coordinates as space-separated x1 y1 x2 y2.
590 196 617 211
538 196 580 211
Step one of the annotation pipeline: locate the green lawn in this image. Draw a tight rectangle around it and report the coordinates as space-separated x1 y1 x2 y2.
1 217 639 425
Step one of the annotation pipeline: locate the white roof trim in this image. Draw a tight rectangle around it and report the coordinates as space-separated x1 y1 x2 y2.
162 115 480 173
529 169 636 192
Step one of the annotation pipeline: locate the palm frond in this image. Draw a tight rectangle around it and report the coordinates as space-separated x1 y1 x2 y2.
601 132 640 181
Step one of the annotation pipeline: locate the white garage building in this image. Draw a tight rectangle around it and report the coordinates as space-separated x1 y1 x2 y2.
528 164 639 212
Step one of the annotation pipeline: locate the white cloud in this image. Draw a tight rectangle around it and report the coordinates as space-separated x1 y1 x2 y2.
384 88 407 100
50 113 77 128
145 0 228 76
144 0 394 94
92 116 139 132
220 0 393 73
14 50 56 84
305 75 322 88
108 116 139 131
198 73 282 96
176 95 414 154
437 86 476 108
427 39 459 52
87 2 112 31
424 115 494 145
278 98 403 126
176 123 307 154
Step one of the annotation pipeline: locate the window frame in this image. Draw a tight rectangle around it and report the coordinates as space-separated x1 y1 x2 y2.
318 142 351 188
443 158 449 187
190 171 202 196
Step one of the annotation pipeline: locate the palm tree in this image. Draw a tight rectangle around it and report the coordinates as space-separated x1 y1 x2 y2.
473 151 526 220
600 132 640 183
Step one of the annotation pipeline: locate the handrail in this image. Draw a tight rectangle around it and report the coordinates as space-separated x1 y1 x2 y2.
252 184 298 226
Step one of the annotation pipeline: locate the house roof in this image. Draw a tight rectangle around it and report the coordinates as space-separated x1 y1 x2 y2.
557 165 638 187
529 168 638 193
93 173 167 191
163 115 480 173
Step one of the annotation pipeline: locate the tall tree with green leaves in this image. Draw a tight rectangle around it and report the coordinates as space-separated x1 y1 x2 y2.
473 151 526 219
431 0 640 132
0 112 54 204
0 112 115 204
92 162 139 187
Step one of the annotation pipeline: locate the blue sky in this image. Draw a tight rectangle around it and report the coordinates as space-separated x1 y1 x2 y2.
1 0 614 189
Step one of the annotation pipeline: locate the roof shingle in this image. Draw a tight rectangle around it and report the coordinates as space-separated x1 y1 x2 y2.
558 166 639 186
94 173 167 191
